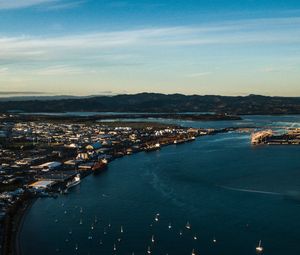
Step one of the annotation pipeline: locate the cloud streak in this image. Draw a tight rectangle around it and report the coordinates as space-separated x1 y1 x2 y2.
0 17 300 71
0 0 85 10
1 17 299 50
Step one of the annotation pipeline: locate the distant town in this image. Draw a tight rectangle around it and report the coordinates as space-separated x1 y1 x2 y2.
0 112 248 254
0 112 299 254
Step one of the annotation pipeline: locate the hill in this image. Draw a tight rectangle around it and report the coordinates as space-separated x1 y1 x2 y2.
0 93 300 115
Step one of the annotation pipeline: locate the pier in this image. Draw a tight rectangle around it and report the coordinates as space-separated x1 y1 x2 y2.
251 128 300 145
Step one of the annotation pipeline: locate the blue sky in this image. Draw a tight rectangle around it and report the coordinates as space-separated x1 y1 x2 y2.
0 0 300 96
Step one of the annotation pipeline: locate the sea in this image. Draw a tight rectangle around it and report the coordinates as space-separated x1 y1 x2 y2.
20 115 300 255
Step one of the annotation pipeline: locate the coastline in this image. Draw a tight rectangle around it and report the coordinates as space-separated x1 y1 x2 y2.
1 196 36 255
14 198 36 255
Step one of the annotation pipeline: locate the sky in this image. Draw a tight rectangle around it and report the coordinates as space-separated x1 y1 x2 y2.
0 0 300 96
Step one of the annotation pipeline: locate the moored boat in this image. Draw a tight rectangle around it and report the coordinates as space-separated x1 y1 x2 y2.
66 174 81 189
92 159 108 172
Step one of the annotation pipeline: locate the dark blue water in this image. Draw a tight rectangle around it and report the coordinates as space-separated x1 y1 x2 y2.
20 116 300 255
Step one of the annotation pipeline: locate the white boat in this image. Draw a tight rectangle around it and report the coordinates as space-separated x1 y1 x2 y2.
147 246 151 254
191 249 196 255
256 240 264 253
151 235 155 243
185 221 191 229
66 174 81 189
120 226 124 233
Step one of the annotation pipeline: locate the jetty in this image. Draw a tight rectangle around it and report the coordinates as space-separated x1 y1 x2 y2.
251 128 300 145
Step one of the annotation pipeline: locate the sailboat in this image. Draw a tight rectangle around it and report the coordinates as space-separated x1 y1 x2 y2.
185 222 191 229
147 246 151 254
256 240 264 253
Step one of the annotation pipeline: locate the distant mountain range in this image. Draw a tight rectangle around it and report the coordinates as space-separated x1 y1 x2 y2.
0 93 300 115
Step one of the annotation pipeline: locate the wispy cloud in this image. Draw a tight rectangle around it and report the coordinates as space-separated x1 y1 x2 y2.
41 0 86 10
186 72 213 78
0 0 85 10
0 0 57 9
260 66 296 73
0 17 300 68
0 67 9 75
35 65 95 75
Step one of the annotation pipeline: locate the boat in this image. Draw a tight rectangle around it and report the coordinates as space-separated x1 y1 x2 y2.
120 226 123 233
151 235 155 243
185 221 191 229
191 249 196 255
145 143 161 152
92 159 108 172
66 174 81 189
168 223 172 229
256 240 264 253
147 246 151 254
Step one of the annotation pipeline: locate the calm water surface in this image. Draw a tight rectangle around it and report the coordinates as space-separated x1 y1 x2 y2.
20 116 300 255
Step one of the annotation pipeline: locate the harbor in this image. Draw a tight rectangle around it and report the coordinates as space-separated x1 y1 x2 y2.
1 114 300 254
0 113 253 254
18 117 300 255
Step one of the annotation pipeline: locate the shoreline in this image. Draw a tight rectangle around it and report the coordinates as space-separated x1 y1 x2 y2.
2 196 36 255
14 198 35 255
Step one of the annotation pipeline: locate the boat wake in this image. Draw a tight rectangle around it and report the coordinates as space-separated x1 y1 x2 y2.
219 185 282 196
